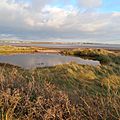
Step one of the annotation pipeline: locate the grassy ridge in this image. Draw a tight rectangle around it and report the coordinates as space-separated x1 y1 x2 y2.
0 49 120 119
61 48 120 64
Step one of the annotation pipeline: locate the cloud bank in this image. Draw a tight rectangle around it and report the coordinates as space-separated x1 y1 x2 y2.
0 0 120 43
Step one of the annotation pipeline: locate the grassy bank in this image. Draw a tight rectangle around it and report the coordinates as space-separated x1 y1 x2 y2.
0 49 120 119
61 48 120 64
0 46 47 54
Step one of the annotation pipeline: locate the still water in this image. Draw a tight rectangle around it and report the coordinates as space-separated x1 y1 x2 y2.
0 43 120 49
0 53 100 69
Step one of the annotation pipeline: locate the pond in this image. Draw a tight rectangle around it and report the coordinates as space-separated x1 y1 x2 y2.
0 53 100 69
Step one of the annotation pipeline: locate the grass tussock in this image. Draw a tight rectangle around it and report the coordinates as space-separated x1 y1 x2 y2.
0 48 120 119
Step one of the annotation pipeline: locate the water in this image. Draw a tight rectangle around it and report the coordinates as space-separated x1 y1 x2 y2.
0 43 120 49
0 53 100 69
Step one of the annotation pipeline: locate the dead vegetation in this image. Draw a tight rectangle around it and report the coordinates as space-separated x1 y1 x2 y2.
0 49 120 120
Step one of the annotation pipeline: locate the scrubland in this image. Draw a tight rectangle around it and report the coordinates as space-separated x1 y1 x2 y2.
0 48 120 120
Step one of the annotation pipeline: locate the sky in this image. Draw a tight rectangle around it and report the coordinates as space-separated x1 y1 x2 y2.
0 0 120 44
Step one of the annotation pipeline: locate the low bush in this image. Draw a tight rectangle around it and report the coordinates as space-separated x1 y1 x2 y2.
95 55 111 64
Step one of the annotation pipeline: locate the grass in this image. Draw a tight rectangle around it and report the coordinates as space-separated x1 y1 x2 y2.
0 46 47 54
61 48 120 64
0 48 120 119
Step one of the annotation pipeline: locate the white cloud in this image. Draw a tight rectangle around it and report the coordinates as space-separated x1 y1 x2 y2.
31 0 51 11
77 0 102 8
0 0 119 43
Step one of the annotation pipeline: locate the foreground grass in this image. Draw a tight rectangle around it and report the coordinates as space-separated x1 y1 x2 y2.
0 49 120 120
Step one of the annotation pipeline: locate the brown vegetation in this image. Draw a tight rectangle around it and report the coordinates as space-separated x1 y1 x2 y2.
0 48 120 120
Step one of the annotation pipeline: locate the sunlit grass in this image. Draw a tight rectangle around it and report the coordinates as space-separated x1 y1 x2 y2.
0 48 120 119
0 46 47 54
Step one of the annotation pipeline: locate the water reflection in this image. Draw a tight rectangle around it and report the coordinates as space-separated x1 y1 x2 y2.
0 53 100 69
0 43 120 49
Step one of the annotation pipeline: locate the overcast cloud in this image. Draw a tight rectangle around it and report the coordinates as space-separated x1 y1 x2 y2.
0 0 120 43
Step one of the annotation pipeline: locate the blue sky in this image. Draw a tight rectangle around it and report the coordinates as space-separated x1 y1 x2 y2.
42 0 120 12
0 0 120 43
99 0 120 12
18 0 120 12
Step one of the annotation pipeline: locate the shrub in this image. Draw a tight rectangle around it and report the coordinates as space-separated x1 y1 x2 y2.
95 55 111 64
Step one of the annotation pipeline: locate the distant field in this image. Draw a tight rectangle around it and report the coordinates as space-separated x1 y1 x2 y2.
0 48 120 119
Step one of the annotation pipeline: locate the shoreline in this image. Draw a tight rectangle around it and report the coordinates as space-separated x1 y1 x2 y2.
0 42 120 50
0 45 119 55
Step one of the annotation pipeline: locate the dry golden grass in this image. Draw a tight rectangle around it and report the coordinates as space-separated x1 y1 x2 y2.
0 48 119 120
0 46 48 54
0 62 119 120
